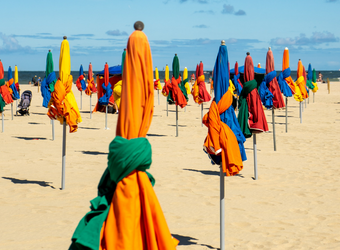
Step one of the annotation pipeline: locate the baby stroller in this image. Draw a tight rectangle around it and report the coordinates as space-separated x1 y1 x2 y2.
16 90 32 116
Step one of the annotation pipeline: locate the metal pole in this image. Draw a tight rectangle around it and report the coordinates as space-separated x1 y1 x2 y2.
90 95 92 119
15 100 17 116
285 97 288 133
176 105 178 137
80 91 82 110
201 103 203 127
305 99 306 109
158 90 160 105
52 120 55 141
313 92 315 103
272 109 276 151
253 134 258 180
302 99 304 112
185 106 186 112
300 102 302 124
11 103 13 120
105 105 108 130
308 95 309 104
61 119 66 190
2 112 4 133
166 99 168 117
220 165 225 250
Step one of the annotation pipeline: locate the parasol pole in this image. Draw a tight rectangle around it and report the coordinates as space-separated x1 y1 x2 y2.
327 78 330 94
105 105 108 130
305 99 306 109
166 98 168 116
272 109 276 151
158 89 160 105
11 103 13 120
285 97 288 133
90 94 92 119
15 100 17 116
52 119 55 141
61 118 66 190
1 112 4 132
176 105 178 137
253 133 258 180
300 101 302 123
80 91 82 110
220 165 225 250
313 92 315 103
201 103 203 127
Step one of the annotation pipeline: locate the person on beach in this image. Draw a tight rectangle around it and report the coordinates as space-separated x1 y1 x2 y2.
32 75 37 86
317 72 323 82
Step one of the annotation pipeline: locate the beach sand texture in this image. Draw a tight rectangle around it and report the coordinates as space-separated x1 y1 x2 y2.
1 82 340 249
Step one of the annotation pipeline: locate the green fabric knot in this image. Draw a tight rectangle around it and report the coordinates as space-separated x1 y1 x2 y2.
0 78 5 87
70 136 155 250
237 79 257 138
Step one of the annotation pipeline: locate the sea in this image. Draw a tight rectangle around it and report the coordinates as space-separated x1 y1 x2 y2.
2 70 340 86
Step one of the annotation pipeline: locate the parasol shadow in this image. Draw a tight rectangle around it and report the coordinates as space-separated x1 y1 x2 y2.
30 112 47 116
2 177 55 189
13 136 47 140
28 122 44 125
80 150 107 155
183 168 244 178
171 234 218 249
78 126 100 130
168 124 187 127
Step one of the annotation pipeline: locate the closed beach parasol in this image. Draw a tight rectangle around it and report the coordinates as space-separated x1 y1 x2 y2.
85 62 97 119
295 59 307 123
76 64 86 109
203 40 244 250
98 63 112 129
0 60 8 132
311 68 318 102
306 64 315 93
154 67 161 105
14 65 20 115
192 62 211 126
232 61 243 97
70 21 178 250
7 66 20 119
238 52 268 179
162 54 187 136
162 64 170 116
277 48 295 132
183 67 191 95
47 36 82 189
40 50 57 140
259 47 285 151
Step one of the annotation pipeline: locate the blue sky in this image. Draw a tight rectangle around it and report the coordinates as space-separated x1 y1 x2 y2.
1 0 340 71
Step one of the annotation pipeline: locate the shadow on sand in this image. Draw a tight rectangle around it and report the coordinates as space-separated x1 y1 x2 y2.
13 136 47 140
2 177 55 189
183 168 244 178
80 150 107 155
171 234 218 249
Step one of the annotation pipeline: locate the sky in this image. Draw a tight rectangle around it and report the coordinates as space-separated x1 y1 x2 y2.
1 0 340 71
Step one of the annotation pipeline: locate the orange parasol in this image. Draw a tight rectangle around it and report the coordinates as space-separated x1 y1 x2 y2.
70 22 178 250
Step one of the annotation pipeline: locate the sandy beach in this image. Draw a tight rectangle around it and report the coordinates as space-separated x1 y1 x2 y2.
1 81 340 249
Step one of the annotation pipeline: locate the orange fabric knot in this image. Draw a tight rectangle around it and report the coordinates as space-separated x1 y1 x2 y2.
85 78 97 96
47 75 80 133
162 79 171 96
202 90 243 176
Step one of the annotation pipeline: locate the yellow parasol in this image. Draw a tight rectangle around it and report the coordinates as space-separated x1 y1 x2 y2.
47 36 82 190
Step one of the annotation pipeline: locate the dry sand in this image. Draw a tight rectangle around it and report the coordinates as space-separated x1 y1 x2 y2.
1 81 340 249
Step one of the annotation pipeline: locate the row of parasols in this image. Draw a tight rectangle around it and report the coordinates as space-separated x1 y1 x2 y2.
0 29 320 250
